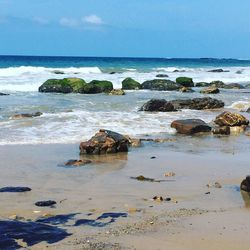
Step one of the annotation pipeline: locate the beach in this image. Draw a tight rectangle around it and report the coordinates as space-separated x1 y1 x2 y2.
0 56 250 249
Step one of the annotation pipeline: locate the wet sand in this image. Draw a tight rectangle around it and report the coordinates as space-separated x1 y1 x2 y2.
0 137 249 249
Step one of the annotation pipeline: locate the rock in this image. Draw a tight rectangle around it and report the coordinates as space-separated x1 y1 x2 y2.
0 187 31 192
210 81 225 88
153 196 164 202
124 136 141 147
200 86 220 94
214 182 222 188
170 97 224 110
8 215 25 221
223 83 245 89
131 176 160 182
79 129 129 155
195 82 210 87
173 69 185 72
64 159 92 167
52 70 65 74
39 78 87 93
230 126 247 135
176 77 194 87
246 108 250 113
212 126 230 135
0 92 9 96
88 80 113 93
82 84 102 94
10 112 42 120
241 176 250 193
139 99 176 112
156 74 168 78
171 119 212 134
35 200 57 207
214 111 249 127
141 79 181 91
179 87 194 93
122 78 141 90
236 70 243 74
109 89 125 95
164 172 175 177
208 69 229 73
245 84 250 89
109 72 116 74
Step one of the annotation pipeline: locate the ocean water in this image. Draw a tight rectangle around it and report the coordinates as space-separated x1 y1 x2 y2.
0 55 250 145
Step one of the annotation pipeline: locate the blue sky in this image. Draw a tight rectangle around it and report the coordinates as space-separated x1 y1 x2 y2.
0 0 250 58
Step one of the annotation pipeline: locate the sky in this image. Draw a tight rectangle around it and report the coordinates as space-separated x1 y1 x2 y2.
0 0 250 58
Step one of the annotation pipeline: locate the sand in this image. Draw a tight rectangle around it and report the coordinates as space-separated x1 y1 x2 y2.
0 137 249 249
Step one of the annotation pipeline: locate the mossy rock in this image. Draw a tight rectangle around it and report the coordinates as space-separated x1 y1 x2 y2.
82 84 102 94
195 82 210 87
210 81 225 88
122 78 141 90
176 77 194 87
38 78 87 93
142 79 180 91
88 80 113 92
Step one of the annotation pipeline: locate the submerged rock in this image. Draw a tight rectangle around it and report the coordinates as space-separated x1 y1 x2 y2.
141 79 181 91
200 86 220 94
208 69 229 73
109 89 125 95
170 97 224 110
10 112 42 120
52 70 65 74
0 92 9 96
122 77 141 90
64 159 92 167
35 200 57 207
0 187 31 192
156 74 169 78
176 77 194 87
195 82 210 87
179 87 194 93
139 99 176 112
210 81 225 88
171 119 212 134
214 111 249 127
80 129 129 155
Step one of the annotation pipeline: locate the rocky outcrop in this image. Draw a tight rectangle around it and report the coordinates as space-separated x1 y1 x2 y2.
171 119 211 134
179 87 194 93
88 80 113 93
141 79 181 91
122 78 141 90
109 89 125 95
214 111 249 127
156 74 169 78
170 97 224 110
200 86 220 94
10 112 42 119
139 99 176 112
176 77 194 87
80 129 129 155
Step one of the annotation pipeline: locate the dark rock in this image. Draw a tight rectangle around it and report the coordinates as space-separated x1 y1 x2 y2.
88 80 113 93
179 87 194 93
236 70 243 74
80 129 129 155
131 175 161 182
208 69 229 73
246 108 250 113
141 79 181 91
122 78 141 90
200 86 220 94
214 111 249 127
210 81 225 88
171 119 211 134
176 77 194 87
52 70 65 74
82 84 102 94
156 74 168 78
212 126 230 135
10 112 42 120
195 82 210 87
109 72 116 74
0 92 9 96
64 159 92 167
173 69 185 73
241 176 250 193
170 97 224 110
0 187 31 192
139 99 176 112
245 84 250 89
35 200 57 207
223 83 245 89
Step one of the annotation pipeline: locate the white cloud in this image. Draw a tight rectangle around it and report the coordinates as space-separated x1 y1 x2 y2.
82 15 104 25
59 17 78 28
33 17 49 25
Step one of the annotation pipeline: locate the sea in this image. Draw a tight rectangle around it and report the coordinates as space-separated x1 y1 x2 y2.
0 55 250 145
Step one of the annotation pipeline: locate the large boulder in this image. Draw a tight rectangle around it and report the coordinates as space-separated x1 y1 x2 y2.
79 129 129 155
171 119 211 135
141 79 181 91
122 78 141 90
214 111 249 127
200 86 220 94
170 97 224 110
210 81 225 88
39 78 87 93
139 99 176 112
88 80 113 93
82 84 102 94
176 77 194 87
